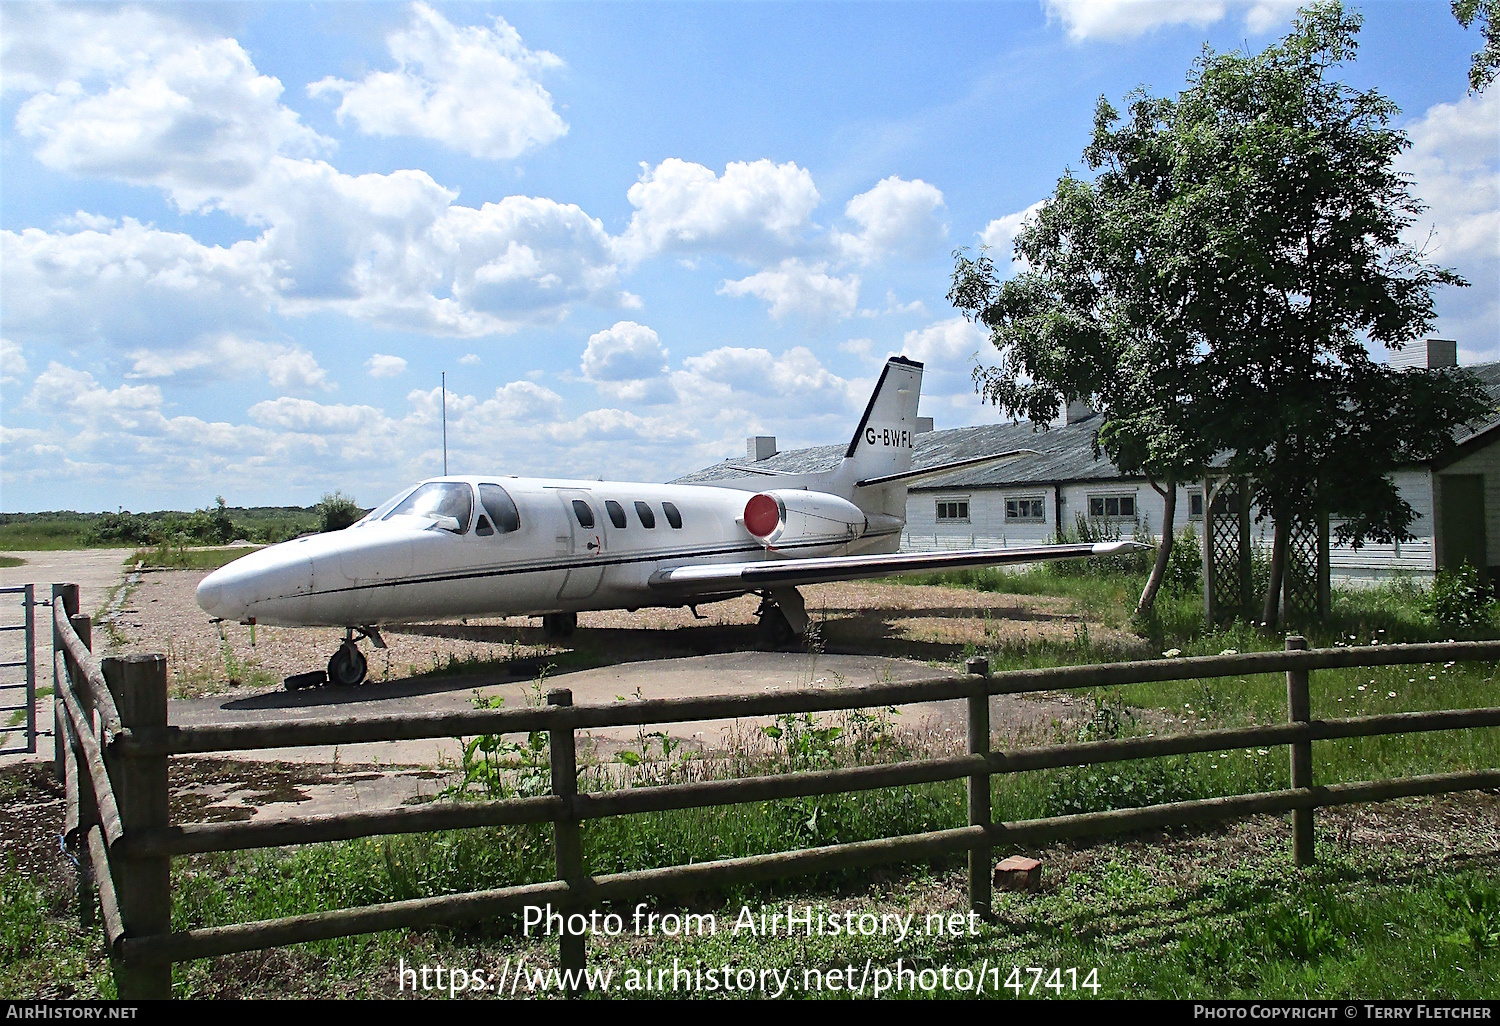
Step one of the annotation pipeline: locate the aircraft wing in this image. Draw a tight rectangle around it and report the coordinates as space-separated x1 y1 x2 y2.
648 541 1142 590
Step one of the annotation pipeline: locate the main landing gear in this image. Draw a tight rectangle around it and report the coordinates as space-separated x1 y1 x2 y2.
541 612 577 639
756 586 810 648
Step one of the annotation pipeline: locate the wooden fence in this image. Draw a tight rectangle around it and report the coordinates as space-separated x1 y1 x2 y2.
50 581 1500 998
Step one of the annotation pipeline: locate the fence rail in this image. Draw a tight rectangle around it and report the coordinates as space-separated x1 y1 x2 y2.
49 578 1500 999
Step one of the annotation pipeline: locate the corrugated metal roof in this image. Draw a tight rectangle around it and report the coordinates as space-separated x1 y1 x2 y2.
672 360 1500 490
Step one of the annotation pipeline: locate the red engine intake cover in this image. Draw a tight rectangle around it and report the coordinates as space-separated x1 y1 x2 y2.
743 493 781 538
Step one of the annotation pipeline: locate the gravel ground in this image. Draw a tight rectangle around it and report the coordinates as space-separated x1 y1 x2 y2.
100 570 1146 698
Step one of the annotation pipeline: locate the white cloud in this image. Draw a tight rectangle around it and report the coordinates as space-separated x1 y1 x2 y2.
459 353 481 365
978 200 1045 274
619 158 820 263
1 340 28 385
579 321 675 404
899 317 990 366
580 321 668 382
718 260 859 320
126 335 331 391
834 177 946 263
1399 89 1500 265
248 397 384 434
1 220 276 350
308 3 566 161
12 18 330 214
1045 0 1297 41
2 9 630 342
679 346 848 410
366 354 409 378
1397 89 1500 361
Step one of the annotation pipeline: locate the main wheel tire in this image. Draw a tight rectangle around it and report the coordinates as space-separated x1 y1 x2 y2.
758 605 795 646
542 612 577 639
328 643 368 686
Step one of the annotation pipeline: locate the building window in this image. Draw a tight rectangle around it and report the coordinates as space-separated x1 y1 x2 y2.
1088 494 1136 519
1189 493 1204 519
1005 496 1045 522
936 499 970 523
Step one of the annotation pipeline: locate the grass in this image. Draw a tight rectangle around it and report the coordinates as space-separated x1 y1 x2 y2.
128 544 257 571
0 556 24 569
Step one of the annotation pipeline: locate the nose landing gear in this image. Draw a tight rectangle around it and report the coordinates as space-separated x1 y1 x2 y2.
328 639 368 686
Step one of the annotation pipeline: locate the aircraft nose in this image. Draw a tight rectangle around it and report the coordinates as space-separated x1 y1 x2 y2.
195 569 232 620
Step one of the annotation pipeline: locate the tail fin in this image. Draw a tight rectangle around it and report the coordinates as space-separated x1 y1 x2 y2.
840 356 922 517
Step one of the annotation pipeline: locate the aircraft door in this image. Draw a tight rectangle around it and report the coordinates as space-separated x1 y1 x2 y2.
557 490 607 601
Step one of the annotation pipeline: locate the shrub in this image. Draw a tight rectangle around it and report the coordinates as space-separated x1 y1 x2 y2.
316 491 362 532
1422 563 1494 632
1164 524 1202 594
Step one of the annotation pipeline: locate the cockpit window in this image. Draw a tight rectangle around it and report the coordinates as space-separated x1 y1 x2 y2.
357 485 418 526
479 484 521 534
384 481 473 533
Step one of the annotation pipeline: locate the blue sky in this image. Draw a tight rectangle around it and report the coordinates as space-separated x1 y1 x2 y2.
2 0 1496 513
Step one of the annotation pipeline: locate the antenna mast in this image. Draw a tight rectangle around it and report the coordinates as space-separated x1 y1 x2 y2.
441 371 448 475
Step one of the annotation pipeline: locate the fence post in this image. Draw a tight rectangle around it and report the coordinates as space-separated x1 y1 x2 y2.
103 654 172 1000
965 657 992 919
547 688 586 994
51 584 79 783
24 584 36 755
70 613 97 930
1285 636 1314 866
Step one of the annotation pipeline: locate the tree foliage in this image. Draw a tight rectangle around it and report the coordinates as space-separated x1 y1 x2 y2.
316 491 362 532
1454 0 1499 92
951 2 1492 625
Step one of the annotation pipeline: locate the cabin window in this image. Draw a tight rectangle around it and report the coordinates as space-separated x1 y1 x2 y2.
478 484 521 533
635 501 656 528
605 499 628 529
1088 494 1136 519
662 502 683 529
384 481 473 533
936 499 969 523
1005 496 1045 522
572 499 595 529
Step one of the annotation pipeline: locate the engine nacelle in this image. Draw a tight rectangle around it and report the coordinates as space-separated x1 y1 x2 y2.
743 489 867 549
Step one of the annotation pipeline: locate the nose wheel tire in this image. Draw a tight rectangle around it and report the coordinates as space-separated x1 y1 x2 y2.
328 642 368 686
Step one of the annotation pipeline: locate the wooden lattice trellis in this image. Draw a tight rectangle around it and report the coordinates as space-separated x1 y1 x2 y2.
1202 478 1329 624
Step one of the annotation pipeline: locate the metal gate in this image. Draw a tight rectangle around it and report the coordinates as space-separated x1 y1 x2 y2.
0 584 37 755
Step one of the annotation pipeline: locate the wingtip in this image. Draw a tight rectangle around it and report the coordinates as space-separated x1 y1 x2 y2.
1090 541 1151 555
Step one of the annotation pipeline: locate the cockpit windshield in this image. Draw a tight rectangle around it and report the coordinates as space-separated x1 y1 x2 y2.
356 485 418 527
383 481 474 533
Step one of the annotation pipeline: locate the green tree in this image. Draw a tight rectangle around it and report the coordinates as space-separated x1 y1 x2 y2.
1454 0 1499 91
952 2 1491 626
316 491 361 532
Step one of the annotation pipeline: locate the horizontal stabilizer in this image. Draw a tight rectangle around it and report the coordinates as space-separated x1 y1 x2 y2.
855 449 1039 488
650 541 1145 590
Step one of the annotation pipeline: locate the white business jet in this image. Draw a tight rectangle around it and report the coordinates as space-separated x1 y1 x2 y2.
196 356 1137 685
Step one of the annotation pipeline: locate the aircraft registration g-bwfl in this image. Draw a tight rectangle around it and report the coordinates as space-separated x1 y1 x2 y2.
197 356 1140 686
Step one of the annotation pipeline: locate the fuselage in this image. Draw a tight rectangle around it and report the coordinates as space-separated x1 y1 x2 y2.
195 475 904 627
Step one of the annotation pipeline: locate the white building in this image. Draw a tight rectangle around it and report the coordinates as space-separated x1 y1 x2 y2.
678 344 1500 584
